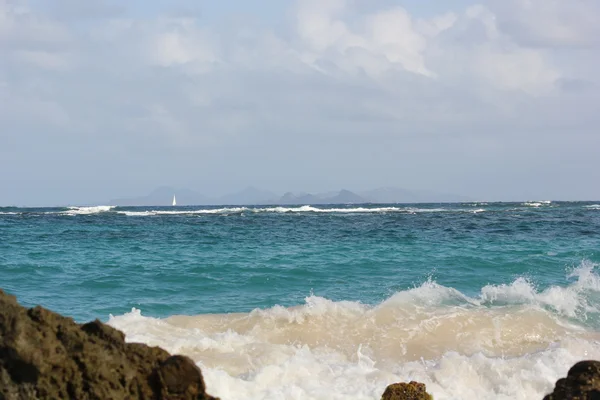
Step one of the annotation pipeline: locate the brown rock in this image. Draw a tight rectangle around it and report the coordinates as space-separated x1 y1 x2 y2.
544 360 600 400
381 381 433 400
0 289 218 400
158 355 210 399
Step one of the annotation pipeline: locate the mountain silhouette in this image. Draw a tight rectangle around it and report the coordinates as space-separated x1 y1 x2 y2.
109 186 470 206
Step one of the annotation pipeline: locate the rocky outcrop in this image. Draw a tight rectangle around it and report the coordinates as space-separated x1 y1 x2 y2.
0 289 218 400
381 381 433 400
544 360 600 400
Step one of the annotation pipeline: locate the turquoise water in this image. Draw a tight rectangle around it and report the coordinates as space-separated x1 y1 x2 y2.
2 201 600 399
2 201 598 321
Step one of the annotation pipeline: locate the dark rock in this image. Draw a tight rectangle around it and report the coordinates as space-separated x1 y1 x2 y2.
544 360 600 400
381 381 433 400
158 355 209 399
0 289 218 400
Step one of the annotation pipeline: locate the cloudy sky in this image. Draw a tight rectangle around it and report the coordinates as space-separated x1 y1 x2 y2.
1 0 599 205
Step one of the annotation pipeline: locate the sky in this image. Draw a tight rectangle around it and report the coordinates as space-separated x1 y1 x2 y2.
1 0 599 206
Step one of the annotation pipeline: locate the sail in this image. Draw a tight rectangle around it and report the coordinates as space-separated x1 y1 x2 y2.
172 195 177 206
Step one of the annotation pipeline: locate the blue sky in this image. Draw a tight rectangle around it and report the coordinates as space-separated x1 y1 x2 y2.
1 0 599 205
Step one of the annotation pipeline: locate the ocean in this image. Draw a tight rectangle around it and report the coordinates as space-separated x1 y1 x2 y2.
1 201 600 399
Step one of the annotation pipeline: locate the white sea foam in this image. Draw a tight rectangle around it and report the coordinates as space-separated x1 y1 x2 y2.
61 205 115 215
585 204 600 210
116 206 485 216
117 206 410 216
117 207 249 217
523 201 552 207
108 261 600 400
0 205 492 217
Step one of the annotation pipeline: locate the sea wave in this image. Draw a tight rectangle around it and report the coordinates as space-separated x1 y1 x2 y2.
108 261 600 400
61 206 116 215
116 206 486 216
523 201 552 207
5 202 600 217
117 207 250 216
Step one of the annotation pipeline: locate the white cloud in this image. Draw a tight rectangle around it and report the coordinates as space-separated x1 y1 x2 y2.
0 0 599 203
151 18 218 68
427 4 561 94
416 12 458 38
474 46 560 94
0 0 74 74
295 0 432 77
295 0 354 52
364 8 431 76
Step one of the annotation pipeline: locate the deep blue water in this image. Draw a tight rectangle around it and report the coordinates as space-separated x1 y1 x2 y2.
1 201 599 322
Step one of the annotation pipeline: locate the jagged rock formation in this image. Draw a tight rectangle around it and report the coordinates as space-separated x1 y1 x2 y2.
544 360 600 400
0 289 218 400
381 381 433 400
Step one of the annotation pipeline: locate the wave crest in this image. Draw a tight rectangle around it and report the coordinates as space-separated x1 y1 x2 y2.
63 206 115 215
107 261 600 399
116 206 486 216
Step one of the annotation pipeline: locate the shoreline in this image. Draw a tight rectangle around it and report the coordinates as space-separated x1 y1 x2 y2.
1 288 597 399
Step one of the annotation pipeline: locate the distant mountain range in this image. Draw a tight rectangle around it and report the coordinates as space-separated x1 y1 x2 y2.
109 186 471 206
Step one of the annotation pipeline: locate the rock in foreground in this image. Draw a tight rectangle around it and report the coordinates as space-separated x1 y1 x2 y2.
0 289 218 400
381 381 433 400
544 360 600 400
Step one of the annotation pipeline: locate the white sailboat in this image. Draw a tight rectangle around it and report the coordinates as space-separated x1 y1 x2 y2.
172 195 177 206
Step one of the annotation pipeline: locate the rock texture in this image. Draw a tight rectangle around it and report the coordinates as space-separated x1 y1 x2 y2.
544 360 600 400
0 289 218 400
381 381 433 400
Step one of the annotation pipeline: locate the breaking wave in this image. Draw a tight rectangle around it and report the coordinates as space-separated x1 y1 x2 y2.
523 201 553 207
61 206 116 215
3 202 600 218
108 261 600 400
116 206 484 216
